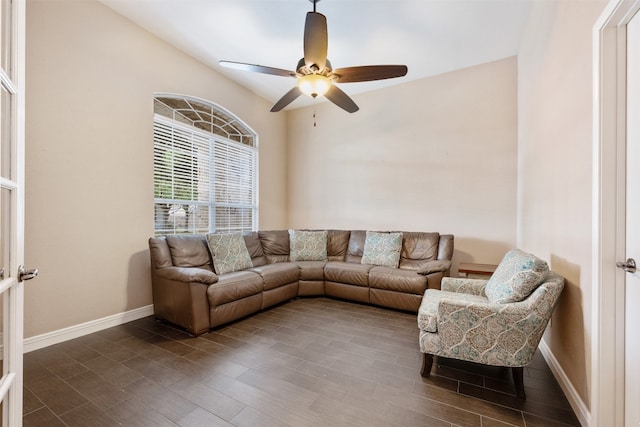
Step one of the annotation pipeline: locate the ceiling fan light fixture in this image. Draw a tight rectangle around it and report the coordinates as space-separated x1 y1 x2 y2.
219 0 407 113
298 74 331 98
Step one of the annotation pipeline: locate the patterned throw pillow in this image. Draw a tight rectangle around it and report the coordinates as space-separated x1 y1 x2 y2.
485 249 549 304
361 231 403 268
288 230 328 261
206 233 253 275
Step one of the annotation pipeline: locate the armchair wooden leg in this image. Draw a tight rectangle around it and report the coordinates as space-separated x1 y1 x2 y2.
512 367 526 399
421 353 434 377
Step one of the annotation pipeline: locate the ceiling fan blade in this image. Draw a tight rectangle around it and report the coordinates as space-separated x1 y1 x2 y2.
332 65 408 83
324 85 359 113
219 60 296 78
304 12 327 70
270 86 303 112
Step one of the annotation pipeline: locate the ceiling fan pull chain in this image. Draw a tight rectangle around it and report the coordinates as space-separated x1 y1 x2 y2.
312 97 318 127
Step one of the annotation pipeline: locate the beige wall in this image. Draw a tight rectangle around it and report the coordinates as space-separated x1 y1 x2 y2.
24 0 603 414
24 0 287 337
286 57 518 272
517 0 607 409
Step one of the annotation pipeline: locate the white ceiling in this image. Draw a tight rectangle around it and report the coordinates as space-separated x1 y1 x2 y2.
100 0 533 110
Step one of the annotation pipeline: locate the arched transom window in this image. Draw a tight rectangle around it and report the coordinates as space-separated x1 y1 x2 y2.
153 95 258 235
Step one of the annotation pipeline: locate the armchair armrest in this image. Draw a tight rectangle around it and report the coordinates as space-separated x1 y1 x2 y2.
436 293 549 366
441 277 488 295
439 298 532 323
156 266 218 285
416 260 451 275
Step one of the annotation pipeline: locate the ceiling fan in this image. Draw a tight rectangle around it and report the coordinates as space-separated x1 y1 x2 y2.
219 0 408 113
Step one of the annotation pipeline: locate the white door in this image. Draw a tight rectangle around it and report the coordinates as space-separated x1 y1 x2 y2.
0 0 28 425
625 9 640 427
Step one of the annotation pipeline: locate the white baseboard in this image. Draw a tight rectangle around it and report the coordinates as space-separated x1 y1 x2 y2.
23 305 154 354
539 340 591 427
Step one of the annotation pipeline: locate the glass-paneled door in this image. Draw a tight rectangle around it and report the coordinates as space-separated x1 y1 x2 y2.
0 0 29 425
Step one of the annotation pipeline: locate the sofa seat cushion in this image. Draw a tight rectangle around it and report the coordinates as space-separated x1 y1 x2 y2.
295 261 326 281
418 289 488 332
249 262 300 291
207 271 264 307
369 266 427 295
324 262 373 287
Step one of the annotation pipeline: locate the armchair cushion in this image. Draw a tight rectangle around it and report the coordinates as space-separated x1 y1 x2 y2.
361 231 403 268
485 249 549 304
206 233 253 275
288 230 328 261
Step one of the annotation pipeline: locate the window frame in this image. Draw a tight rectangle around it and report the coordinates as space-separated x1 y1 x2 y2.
153 94 258 235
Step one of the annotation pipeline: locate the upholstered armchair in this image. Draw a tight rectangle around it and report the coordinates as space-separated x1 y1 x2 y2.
417 249 565 398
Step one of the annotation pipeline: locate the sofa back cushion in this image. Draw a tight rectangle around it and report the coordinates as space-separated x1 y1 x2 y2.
289 230 328 261
206 233 254 275
149 236 173 269
166 234 212 271
345 230 366 263
258 230 290 263
438 234 454 261
243 232 267 267
398 232 440 269
327 230 350 261
485 249 549 304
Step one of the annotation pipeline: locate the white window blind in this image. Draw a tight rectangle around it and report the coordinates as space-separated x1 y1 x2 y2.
153 114 257 235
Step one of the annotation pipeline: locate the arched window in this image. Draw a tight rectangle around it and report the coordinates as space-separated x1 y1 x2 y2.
153 95 258 235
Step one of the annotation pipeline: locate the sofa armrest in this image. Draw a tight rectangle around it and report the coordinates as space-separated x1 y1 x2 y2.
416 260 451 275
156 266 218 285
441 277 487 295
151 266 217 336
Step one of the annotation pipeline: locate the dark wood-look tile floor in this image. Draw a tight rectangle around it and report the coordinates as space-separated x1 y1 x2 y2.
23 298 580 426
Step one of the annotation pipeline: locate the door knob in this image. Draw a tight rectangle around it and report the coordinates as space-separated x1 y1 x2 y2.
616 258 637 273
18 265 38 282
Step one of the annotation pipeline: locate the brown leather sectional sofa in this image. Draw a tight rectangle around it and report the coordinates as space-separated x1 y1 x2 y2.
148 230 454 336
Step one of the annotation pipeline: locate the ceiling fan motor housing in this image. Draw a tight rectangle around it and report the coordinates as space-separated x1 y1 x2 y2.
296 58 333 76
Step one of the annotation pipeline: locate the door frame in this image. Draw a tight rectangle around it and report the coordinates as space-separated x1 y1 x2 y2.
593 0 640 425
2 0 26 425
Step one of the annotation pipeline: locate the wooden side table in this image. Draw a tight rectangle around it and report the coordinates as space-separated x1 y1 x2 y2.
458 262 498 278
